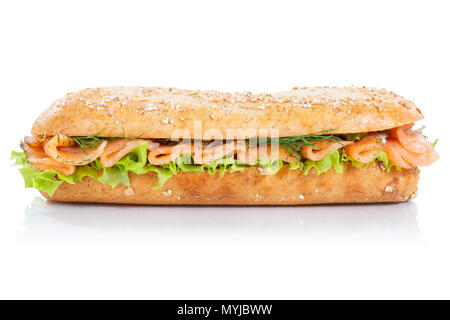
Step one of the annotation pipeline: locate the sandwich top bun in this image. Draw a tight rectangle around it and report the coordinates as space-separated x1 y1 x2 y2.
31 86 423 139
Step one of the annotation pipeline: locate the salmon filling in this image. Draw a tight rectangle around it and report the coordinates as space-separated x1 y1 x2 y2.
21 124 438 174
13 124 438 195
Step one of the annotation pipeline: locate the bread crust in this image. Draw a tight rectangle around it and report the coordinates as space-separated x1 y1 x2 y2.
32 86 423 139
41 163 419 205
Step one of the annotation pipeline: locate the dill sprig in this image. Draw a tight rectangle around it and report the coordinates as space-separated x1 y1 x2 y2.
71 129 107 150
72 128 342 157
267 129 342 156
71 128 142 151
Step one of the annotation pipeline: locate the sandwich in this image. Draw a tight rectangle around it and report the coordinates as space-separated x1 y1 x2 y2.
11 86 439 205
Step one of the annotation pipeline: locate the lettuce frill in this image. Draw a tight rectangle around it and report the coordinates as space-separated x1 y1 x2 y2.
11 141 400 196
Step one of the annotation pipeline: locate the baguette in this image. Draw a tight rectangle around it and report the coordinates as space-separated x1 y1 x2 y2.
41 163 419 205
12 86 436 205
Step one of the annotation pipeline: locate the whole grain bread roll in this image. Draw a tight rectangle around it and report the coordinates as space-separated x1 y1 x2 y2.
24 86 428 205
41 163 419 205
31 86 423 139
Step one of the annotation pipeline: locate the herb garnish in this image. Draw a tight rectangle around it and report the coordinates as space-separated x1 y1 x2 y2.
71 129 142 152
265 129 342 157
72 128 342 157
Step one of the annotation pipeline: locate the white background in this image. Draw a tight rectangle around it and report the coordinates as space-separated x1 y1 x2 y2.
0 0 449 299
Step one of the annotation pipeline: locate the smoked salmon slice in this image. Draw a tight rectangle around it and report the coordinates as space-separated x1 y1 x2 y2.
389 124 433 154
100 139 147 167
385 139 439 169
196 141 245 164
344 133 384 163
385 125 438 168
148 143 193 165
24 136 45 148
22 142 76 176
301 140 353 161
147 140 160 150
148 141 247 165
44 135 107 166
22 124 437 175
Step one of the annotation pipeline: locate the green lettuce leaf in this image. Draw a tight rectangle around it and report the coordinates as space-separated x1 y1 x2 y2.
226 158 247 173
142 155 183 189
373 151 400 172
258 158 283 174
145 165 176 189
432 138 438 149
373 151 389 168
341 150 400 172
175 154 204 172
21 164 63 196
229 163 247 173
90 158 129 188
344 132 368 141
289 161 304 171
100 166 130 187
163 161 179 175
11 150 27 166
55 165 98 184
303 149 343 175
341 149 365 168
387 162 401 172
13 136 410 196
302 149 399 176
204 161 219 175
89 141 151 188
12 151 101 195
202 157 249 177
114 141 149 174
329 149 344 173
11 151 63 196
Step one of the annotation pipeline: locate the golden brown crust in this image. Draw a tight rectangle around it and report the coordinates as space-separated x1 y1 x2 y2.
41 163 419 205
31 86 423 139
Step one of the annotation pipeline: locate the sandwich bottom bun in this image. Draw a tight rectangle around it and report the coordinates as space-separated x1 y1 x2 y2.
40 163 419 205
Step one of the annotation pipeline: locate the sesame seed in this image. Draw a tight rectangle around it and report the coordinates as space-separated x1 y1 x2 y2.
123 187 134 196
145 103 158 111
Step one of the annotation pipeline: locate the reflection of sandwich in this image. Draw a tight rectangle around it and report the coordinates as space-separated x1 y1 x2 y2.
12 86 438 205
